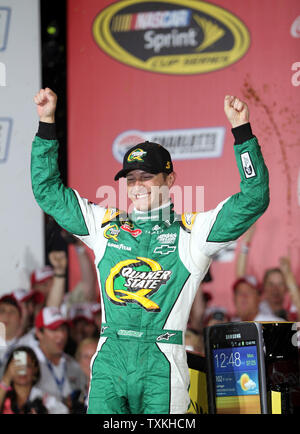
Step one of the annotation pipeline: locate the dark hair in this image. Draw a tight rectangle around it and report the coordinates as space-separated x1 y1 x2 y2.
1 346 42 414
262 267 284 288
4 346 41 386
23 398 48 414
0 297 21 317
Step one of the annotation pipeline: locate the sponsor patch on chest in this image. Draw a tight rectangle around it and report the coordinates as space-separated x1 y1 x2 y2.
156 233 177 244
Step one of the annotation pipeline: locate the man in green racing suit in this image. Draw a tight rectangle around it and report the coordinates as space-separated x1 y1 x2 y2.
31 89 269 414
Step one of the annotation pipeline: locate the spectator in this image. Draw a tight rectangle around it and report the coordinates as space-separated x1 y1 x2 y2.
0 346 68 414
188 285 207 334
0 294 23 377
19 307 86 408
188 270 213 333
231 276 285 322
45 250 68 308
185 329 204 355
202 306 230 327
259 267 289 320
278 256 300 321
235 224 290 320
44 241 97 316
65 303 98 357
61 233 97 305
11 289 42 336
30 266 54 308
74 337 98 412
91 303 101 331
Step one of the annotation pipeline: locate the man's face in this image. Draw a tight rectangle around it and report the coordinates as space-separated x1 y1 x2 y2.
78 341 98 379
263 271 286 309
0 302 21 340
126 170 175 211
70 319 97 344
234 282 260 321
33 277 54 297
36 324 68 358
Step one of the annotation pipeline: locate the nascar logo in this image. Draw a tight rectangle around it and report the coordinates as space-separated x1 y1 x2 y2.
93 0 250 75
111 9 191 32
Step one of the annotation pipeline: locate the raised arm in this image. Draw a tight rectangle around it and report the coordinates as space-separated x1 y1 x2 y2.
279 256 300 321
31 88 104 248
191 95 269 259
46 250 68 308
235 224 256 278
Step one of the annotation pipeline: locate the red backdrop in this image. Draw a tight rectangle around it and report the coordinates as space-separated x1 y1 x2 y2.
67 0 300 314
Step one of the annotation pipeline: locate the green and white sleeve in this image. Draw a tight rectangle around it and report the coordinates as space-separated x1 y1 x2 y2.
191 123 270 259
31 122 104 249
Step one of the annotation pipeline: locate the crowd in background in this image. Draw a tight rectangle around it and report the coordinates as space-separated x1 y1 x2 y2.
0 224 299 413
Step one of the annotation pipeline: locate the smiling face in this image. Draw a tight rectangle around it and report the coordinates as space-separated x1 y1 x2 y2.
126 170 175 211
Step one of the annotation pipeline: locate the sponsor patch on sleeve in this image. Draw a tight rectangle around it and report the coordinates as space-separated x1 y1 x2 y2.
101 208 127 227
181 212 197 233
240 151 256 179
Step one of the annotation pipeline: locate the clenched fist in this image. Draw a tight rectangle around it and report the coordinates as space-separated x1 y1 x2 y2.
224 95 249 128
49 250 67 275
34 87 57 123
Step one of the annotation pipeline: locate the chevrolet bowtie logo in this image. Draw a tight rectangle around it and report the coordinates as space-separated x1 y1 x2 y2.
157 332 176 341
154 245 176 255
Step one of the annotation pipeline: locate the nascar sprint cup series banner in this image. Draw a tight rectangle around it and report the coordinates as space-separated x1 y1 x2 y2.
67 0 300 312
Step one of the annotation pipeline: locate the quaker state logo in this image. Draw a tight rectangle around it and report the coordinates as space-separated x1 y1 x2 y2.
127 148 147 162
105 257 171 312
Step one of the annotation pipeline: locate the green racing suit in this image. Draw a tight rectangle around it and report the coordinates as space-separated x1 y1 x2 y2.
31 122 269 414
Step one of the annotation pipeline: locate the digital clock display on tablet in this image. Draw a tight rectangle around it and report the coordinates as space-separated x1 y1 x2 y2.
212 343 261 413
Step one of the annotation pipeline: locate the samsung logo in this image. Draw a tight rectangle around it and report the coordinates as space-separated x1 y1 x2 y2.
225 333 241 340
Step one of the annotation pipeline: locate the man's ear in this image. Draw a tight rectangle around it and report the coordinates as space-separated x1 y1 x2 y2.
167 172 176 188
35 328 43 341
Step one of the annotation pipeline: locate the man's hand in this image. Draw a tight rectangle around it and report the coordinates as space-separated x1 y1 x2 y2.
34 87 57 123
224 95 249 128
49 250 67 276
243 223 256 245
279 256 293 281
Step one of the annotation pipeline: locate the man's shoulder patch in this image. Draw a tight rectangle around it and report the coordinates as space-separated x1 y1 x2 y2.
180 212 198 233
101 208 127 227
